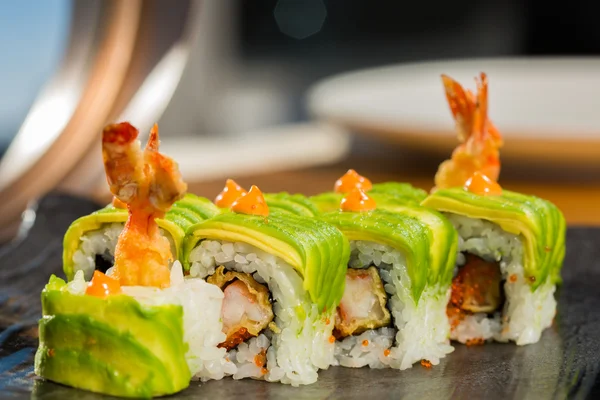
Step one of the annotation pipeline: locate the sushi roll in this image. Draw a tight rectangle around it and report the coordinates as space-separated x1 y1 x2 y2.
316 171 458 369
35 264 226 398
423 172 566 345
36 123 233 397
36 273 192 398
63 193 220 281
183 184 350 386
421 73 566 345
310 169 427 213
422 180 565 345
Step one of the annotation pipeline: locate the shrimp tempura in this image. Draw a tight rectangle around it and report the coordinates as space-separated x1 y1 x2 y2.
434 73 503 190
102 122 187 288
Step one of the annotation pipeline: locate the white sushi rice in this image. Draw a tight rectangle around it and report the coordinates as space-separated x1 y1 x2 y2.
446 214 557 345
67 263 236 381
333 327 395 368
335 241 454 370
188 240 336 386
72 223 123 280
72 223 175 280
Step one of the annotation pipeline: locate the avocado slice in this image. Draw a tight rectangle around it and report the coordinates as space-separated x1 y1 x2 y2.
369 182 428 202
182 209 350 312
376 203 459 289
264 192 320 217
310 182 427 213
319 207 457 303
63 194 221 280
35 276 191 398
421 187 566 290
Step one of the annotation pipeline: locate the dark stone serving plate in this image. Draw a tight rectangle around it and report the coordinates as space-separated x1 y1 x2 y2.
1 194 599 399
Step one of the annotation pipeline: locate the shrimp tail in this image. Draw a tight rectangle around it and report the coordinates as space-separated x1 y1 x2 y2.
434 73 503 190
102 122 145 205
441 74 475 142
143 124 187 213
102 122 186 288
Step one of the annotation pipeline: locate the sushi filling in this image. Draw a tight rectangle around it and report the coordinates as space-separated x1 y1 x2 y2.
445 214 557 345
72 223 176 280
333 267 391 339
447 254 504 318
188 240 332 386
207 266 274 350
334 240 452 370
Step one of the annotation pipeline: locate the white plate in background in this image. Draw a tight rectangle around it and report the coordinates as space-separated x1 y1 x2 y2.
307 57 600 166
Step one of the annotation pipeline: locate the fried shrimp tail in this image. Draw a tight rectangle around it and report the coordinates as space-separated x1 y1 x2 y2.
102 123 144 204
144 124 188 212
434 73 503 190
102 122 187 288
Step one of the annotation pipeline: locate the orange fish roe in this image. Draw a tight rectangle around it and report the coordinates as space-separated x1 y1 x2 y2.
261 368 268 375
509 274 517 283
215 179 247 208
86 271 122 298
325 318 331 325
362 340 369 346
463 171 502 196
466 338 485 346
254 349 267 367
340 187 376 212
383 349 391 357
529 276 536 283
544 246 552 253
48 348 55 357
334 169 372 193
447 272 468 330
231 185 269 217
329 335 336 344
420 359 432 369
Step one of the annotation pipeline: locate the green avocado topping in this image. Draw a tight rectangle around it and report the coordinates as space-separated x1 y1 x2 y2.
182 210 350 312
264 192 320 217
63 194 221 280
421 187 566 290
35 276 191 398
319 207 457 303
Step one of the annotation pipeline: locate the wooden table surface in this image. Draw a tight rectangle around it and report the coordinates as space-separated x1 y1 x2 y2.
187 152 600 226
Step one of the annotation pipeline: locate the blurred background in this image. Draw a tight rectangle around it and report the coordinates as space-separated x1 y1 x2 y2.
0 0 599 237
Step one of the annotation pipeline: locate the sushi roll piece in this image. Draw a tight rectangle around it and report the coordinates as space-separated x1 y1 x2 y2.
35 263 227 398
316 174 458 370
36 122 234 397
422 181 565 345
63 193 220 281
183 184 350 386
421 73 566 345
36 273 192 398
310 169 427 213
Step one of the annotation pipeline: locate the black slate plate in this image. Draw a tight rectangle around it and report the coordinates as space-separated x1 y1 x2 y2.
1 194 599 399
